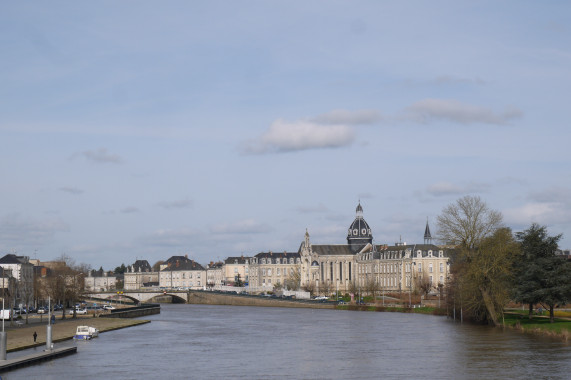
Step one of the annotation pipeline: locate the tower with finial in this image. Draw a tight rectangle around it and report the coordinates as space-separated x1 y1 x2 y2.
347 201 373 253
424 218 432 244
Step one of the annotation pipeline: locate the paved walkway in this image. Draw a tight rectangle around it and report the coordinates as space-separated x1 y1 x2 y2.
3 315 149 352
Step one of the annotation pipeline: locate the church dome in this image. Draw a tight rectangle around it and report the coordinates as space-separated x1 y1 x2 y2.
347 202 373 252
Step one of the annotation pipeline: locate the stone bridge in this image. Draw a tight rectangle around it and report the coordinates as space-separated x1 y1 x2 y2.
86 290 191 304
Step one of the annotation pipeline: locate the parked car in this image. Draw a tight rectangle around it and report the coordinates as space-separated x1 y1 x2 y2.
68 308 87 315
37 307 47 314
102 305 116 310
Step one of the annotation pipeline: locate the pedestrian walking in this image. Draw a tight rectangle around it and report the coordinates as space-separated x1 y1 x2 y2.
33 331 37 342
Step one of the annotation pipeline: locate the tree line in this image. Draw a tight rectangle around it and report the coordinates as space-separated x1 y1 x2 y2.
437 195 571 325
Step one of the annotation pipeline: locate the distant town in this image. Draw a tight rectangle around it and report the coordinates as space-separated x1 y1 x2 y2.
2 202 570 314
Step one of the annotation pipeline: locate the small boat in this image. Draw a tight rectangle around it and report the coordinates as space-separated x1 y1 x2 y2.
74 325 99 340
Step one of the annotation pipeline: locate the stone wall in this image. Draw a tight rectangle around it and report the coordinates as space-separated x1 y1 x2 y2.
189 292 334 309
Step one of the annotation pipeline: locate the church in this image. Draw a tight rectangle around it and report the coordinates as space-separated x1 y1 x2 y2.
298 202 451 295
248 203 451 296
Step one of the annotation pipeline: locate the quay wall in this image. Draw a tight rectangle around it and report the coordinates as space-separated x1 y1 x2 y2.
188 292 334 309
101 304 160 318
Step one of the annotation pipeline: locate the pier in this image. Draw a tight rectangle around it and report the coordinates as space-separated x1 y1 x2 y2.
0 347 77 372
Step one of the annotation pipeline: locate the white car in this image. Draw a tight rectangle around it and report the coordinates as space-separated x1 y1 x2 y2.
68 308 87 315
102 305 116 310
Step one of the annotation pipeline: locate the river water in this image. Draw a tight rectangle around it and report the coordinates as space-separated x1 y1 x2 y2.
4 304 571 379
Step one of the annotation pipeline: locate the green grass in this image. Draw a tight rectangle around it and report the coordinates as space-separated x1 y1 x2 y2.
503 313 571 340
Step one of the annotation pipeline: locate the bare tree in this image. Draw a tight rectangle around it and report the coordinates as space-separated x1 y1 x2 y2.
437 196 513 326
437 195 503 255
415 276 432 296
284 267 301 291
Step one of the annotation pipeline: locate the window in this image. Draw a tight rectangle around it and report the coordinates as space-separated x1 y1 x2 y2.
429 275 433 284
268 269 272 276
428 250 432 257
277 268 281 276
418 263 422 272
440 276 443 283
440 263 444 272
234 268 238 273
429 263 433 273
262 269 266 276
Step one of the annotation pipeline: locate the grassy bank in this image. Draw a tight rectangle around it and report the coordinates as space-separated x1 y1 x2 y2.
503 313 571 341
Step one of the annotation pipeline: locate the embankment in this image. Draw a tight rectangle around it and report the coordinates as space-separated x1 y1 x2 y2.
102 304 160 318
6 317 150 352
189 292 335 309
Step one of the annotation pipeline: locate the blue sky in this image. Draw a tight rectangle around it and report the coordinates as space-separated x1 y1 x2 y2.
1 1 570 269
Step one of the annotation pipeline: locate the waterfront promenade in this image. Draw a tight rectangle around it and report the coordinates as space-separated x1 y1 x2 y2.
2 316 149 352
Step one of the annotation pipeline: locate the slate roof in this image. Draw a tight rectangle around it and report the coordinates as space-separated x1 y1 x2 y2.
0 254 28 264
163 256 205 271
224 256 251 265
310 245 355 256
371 243 453 259
130 260 152 272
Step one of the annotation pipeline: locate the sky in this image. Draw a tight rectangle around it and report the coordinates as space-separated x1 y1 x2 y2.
1 1 571 270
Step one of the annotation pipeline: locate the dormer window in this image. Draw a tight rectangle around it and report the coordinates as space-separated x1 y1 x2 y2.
348 229 352 236
353 229 358 235
428 250 432 257
361 229 366 235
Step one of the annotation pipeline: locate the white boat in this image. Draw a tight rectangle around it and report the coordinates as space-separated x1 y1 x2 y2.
73 325 99 340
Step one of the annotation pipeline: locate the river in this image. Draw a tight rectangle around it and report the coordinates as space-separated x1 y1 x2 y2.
3 304 571 379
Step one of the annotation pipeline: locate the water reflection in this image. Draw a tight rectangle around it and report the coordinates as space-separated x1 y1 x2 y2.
5 304 571 379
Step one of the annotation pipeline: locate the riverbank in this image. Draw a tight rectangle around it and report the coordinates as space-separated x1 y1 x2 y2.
503 313 571 342
4 316 150 352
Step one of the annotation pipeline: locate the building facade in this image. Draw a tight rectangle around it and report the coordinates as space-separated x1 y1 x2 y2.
124 260 159 290
0 254 34 307
223 256 251 285
249 251 301 290
159 256 206 290
249 203 451 296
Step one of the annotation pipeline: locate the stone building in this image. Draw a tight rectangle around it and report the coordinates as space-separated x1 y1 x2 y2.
223 256 252 285
0 254 34 307
84 271 118 292
249 251 301 290
159 255 206 289
206 262 224 288
248 202 452 296
124 260 158 290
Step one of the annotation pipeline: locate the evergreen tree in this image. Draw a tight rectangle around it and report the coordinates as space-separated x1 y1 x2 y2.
514 224 571 322
234 273 243 287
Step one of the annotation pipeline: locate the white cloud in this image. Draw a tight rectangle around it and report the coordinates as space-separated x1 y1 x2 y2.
311 109 381 125
426 181 490 196
210 219 272 234
242 119 355 154
0 213 68 247
141 228 200 247
157 199 193 210
59 186 84 195
72 148 123 164
504 202 569 225
404 98 522 125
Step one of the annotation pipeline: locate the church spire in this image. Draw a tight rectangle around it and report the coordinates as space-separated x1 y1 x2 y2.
424 218 432 244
